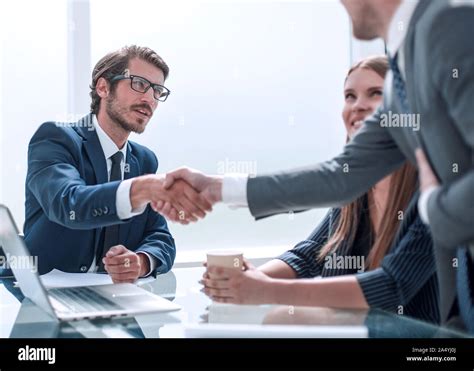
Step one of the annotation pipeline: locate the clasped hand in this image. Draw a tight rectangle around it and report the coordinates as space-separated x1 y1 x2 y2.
130 168 223 224
199 259 274 305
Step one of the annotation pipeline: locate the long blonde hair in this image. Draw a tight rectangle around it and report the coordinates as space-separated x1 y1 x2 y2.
317 56 417 270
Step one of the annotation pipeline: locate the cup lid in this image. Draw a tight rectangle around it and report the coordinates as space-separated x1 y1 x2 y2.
206 250 243 256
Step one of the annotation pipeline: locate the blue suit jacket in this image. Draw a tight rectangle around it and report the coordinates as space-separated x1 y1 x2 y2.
24 114 175 275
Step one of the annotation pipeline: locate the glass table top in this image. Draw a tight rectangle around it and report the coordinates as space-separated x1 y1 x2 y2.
0 267 471 339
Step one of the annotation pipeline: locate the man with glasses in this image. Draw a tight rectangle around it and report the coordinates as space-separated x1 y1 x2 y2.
24 45 211 281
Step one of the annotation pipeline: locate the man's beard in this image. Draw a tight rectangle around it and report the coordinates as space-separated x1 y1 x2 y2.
348 3 381 40
105 95 149 134
352 20 380 40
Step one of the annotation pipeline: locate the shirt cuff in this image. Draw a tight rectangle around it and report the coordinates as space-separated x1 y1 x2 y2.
137 251 157 277
356 269 399 310
116 178 147 220
418 186 439 225
222 174 249 208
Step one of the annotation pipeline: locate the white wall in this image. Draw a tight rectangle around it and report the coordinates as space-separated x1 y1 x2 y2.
1 0 68 228
351 37 385 64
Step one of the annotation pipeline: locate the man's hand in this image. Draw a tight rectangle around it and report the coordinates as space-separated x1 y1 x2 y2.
130 174 213 224
151 167 223 219
415 148 440 191
102 245 149 283
200 259 275 304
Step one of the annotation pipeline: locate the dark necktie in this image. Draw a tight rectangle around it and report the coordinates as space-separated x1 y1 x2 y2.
97 151 123 272
389 52 422 149
389 53 410 113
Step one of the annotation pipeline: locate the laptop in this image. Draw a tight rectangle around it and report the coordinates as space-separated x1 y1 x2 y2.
0 204 181 321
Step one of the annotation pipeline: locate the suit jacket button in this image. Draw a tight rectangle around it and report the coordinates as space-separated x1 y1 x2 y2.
97 209 103 216
92 209 98 217
80 265 87 272
103 207 109 214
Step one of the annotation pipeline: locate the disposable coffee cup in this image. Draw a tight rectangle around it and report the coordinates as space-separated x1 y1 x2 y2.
206 250 243 279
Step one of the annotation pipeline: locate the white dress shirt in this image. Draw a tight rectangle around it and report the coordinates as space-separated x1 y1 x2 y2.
89 115 156 275
222 0 436 224
386 0 420 78
222 174 249 207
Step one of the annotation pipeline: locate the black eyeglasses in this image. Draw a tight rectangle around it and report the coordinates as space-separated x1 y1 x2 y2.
111 74 171 102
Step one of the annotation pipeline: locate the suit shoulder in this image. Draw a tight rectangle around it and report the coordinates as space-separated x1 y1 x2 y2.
436 1 474 25
420 4 474 80
129 141 159 172
421 1 474 42
30 121 82 146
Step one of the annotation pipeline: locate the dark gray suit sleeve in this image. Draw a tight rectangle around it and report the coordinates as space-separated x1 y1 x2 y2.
247 107 406 219
426 7 474 248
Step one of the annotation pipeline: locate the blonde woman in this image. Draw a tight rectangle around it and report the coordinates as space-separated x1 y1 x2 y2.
201 56 439 323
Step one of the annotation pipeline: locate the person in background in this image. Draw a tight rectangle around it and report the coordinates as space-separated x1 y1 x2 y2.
24 45 211 280
157 0 474 332
201 56 440 324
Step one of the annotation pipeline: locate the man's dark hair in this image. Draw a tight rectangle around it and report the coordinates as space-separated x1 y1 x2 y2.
89 45 169 114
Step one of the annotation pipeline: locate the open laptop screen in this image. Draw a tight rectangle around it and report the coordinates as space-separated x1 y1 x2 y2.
0 204 56 317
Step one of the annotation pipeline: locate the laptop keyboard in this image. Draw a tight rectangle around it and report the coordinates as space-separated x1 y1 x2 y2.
49 286 123 313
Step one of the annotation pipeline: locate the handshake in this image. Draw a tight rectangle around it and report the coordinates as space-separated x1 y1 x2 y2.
130 168 224 224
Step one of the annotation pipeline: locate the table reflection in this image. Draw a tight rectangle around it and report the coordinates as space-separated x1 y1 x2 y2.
1 267 471 339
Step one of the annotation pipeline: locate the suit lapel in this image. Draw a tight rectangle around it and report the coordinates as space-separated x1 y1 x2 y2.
74 115 109 254
76 116 143 249
403 0 431 151
403 0 458 324
77 114 108 184
118 144 141 243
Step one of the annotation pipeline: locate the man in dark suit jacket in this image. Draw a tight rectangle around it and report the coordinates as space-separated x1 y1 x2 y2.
158 1 474 332
24 45 211 281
